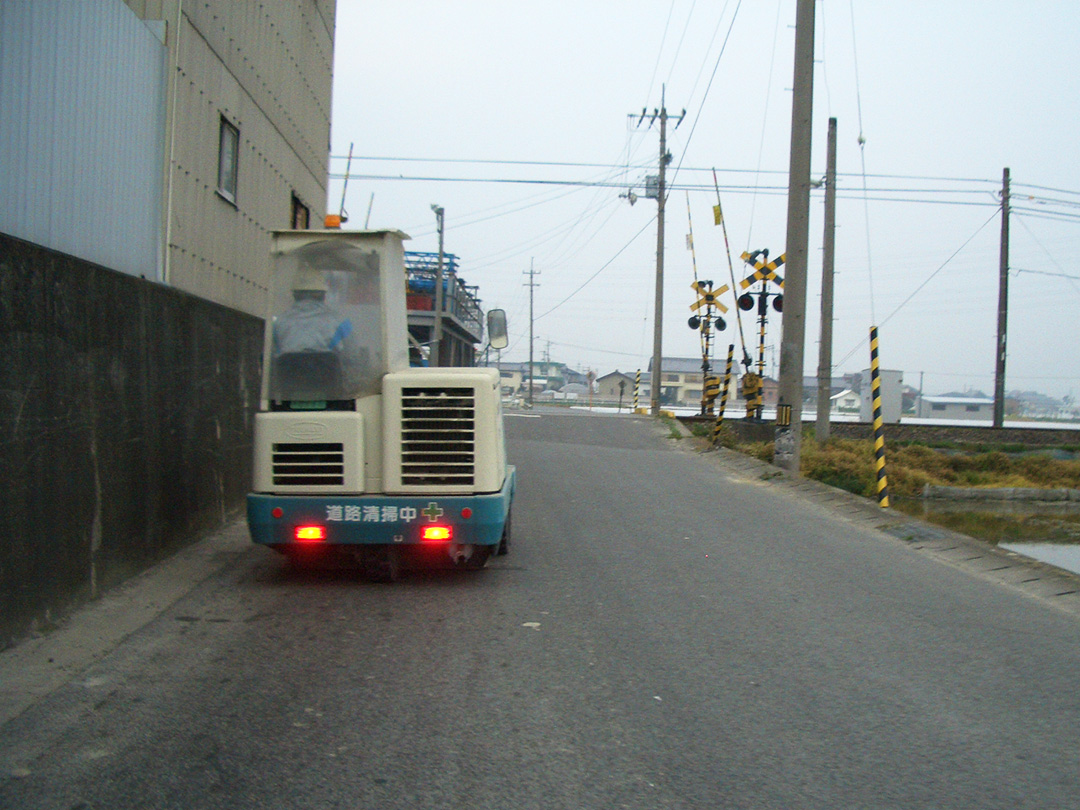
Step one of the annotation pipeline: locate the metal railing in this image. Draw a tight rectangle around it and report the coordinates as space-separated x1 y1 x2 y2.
404 252 483 339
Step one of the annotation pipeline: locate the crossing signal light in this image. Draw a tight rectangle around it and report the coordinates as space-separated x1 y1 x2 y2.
773 295 783 313
715 316 726 331
738 294 754 311
688 316 701 329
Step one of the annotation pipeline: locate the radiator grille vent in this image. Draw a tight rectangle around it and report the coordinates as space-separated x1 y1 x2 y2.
272 442 345 486
401 387 476 486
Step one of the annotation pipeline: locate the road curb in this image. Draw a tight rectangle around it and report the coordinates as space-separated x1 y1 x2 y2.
0 519 252 727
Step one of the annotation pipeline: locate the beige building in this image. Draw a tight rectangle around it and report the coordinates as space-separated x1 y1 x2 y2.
646 357 779 410
125 0 335 316
595 371 638 405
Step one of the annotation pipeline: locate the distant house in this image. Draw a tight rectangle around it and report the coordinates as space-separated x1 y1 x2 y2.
831 389 860 413
647 357 705 406
480 360 589 396
647 356 784 409
559 383 591 398
802 376 848 404
596 371 637 406
917 394 995 420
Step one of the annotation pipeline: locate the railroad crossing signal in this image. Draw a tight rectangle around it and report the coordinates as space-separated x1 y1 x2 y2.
739 250 786 289
688 279 728 416
736 248 783 419
690 279 729 313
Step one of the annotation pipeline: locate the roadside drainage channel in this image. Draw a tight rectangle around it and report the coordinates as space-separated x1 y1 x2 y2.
703 445 1080 618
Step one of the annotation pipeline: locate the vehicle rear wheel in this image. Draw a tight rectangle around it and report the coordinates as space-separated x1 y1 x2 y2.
463 544 492 570
497 508 512 556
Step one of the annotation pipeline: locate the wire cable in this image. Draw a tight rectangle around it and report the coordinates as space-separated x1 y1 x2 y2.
745 0 784 252
833 210 1000 370
850 0 876 324
645 1 678 110
684 2 735 112
1013 214 1070 275
665 0 743 193
535 216 657 320
666 0 699 89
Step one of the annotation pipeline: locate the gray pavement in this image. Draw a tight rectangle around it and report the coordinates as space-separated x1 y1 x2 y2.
0 408 1078 809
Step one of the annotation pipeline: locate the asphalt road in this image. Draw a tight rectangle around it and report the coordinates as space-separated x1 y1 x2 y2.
1 408 1079 809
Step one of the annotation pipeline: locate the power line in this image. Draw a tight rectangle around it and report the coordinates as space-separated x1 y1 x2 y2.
1013 181 1080 198
665 0 743 193
341 172 1014 201
1015 268 1080 282
644 0 678 109
665 0 699 89
333 154 654 171
833 210 1001 370
1013 215 1070 276
746 0 784 250
684 1 736 111
1012 206 1080 224
535 216 656 320
849 0 876 323
337 169 1021 198
331 155 1061 191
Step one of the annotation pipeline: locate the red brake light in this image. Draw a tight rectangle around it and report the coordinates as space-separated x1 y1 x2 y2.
421 525 453 542
295 525 326 542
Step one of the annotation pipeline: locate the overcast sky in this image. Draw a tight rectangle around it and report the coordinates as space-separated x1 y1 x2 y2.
328 1 1080 399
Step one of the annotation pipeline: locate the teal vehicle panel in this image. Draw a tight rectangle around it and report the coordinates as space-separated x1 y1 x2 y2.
248 467 515 547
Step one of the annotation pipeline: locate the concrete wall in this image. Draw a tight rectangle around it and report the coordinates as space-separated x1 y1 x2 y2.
858 368 903 424
0 233 263 647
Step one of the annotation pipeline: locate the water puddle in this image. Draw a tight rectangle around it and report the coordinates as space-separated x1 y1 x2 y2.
892 498 1080 545
999 543 1080 576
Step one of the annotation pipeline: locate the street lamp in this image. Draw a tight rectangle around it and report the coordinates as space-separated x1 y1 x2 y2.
431 204 445 367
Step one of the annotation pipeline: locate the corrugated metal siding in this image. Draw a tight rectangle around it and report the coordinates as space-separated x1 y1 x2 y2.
0 0 166 281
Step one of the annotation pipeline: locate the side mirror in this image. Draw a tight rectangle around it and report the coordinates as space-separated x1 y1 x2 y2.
486 309 509 350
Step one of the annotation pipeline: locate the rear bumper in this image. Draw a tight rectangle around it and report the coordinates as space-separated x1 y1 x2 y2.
247 467 515 548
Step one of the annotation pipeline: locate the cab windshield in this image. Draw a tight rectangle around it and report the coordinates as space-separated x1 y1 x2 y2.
267 240 384 405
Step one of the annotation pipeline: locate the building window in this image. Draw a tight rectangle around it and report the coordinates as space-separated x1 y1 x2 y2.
291 194 310 229
931 403 946 411
965 404 980 412
217 116 239 204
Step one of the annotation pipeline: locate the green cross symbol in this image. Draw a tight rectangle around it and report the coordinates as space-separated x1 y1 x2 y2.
422 502 444 522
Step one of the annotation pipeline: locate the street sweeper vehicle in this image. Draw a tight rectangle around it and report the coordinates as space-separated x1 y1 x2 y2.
246 228 514 580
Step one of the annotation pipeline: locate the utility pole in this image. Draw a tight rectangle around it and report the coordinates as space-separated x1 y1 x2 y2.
774 0 816 472
816 117 838 442
651 94 669 416
431 204 445 367
993 167 1010 428
524 258 539 406
628 90 683 415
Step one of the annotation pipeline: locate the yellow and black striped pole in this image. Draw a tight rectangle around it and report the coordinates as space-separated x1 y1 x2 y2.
633 369 641 413
742 371 760 420
712 344 735 443
704 375 720 416
755 297 767 420
870 326 890 508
